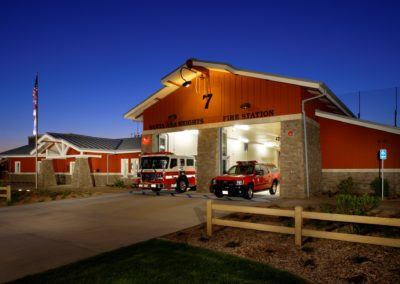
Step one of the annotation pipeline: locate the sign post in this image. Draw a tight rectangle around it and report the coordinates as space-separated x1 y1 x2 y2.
379 149 387 200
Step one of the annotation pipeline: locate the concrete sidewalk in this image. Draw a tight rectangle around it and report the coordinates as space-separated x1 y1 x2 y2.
0 193 208 283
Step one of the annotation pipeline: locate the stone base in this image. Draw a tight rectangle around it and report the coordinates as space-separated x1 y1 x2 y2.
197 128 220 193
71 158 94 188
38 159 57 188
322 171 400 196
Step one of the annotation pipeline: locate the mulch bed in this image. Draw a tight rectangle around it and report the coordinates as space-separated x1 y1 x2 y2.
163 211 400 284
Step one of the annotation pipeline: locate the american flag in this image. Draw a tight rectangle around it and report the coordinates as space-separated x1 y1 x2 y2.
32 74 38 136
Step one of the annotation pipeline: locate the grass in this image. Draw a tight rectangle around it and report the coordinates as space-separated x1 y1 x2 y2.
12 239 305 284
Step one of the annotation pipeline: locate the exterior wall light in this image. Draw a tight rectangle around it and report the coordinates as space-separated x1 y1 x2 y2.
234 125 250 131
180 66 196 88
264 141 276 148
238 137 249 143
240 102 251 109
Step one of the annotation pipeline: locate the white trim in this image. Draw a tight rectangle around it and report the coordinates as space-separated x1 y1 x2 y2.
316 110 400 135
143 113 302 135
323 168 400 173
124 59 354 120
44 154 102 159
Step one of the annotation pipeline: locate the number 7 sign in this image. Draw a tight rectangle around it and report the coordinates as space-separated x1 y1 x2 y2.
203 93 213 109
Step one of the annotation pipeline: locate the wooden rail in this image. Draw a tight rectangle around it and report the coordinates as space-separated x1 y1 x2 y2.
0 185 11 202
206 200 400 248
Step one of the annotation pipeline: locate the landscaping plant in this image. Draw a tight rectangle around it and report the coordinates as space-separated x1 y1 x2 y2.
113 179 125 188
336 194 380 216
370 177 390 197
337 177 357 195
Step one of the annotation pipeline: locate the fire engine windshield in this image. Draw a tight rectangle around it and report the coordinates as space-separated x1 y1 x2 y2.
141 156 169 170
227 165 254 175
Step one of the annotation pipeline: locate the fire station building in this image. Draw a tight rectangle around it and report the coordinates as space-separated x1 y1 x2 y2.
125 59 400 198
0 133 141 188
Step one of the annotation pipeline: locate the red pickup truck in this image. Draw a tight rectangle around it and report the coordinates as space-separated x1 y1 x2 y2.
210 161 280 199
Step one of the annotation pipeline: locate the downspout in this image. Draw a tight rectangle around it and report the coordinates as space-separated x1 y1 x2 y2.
302 92 326 199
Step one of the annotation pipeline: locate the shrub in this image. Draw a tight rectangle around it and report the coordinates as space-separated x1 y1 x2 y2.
114 179 125 188
336 194 380 216
337 177 357 195
370 177 390 197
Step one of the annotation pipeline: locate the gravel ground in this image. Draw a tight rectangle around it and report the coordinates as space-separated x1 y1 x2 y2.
163 212 400 284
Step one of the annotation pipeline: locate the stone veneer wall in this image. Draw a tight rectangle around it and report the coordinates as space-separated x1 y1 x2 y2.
280 119 306 198
197 128 220 193
71 157 94 188
38 159 57 188
306 119 322 196
280 118 322 198
322 171 400 195
9 174 35 183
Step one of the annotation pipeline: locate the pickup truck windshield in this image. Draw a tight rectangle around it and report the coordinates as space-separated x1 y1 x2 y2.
141 157 169 170
227 165 254 175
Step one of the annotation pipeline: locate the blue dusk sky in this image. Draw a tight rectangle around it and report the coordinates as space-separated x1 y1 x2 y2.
0 0 399 152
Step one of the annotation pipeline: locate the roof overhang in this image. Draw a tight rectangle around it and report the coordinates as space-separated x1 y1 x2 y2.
316 110 400 135
124 58 355 121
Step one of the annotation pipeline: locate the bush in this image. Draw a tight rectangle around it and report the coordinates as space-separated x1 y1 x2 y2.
336 194 380 216
370 177 390 197
337 177 357 195
114 179 125 188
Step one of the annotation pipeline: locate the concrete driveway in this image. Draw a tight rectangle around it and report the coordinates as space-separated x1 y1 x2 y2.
0 192 209 283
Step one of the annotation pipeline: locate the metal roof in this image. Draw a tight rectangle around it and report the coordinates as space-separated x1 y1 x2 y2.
0 133 142 157
0 144 35 156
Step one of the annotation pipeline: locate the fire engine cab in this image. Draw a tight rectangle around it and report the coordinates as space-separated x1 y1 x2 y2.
138 152 197 193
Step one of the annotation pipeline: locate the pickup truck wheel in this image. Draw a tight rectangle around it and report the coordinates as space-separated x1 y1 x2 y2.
214 189 224 198
269 181 278 195
175 177 189 193
244 185 254 200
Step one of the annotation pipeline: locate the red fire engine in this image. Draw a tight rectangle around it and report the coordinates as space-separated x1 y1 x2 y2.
138 152 197 193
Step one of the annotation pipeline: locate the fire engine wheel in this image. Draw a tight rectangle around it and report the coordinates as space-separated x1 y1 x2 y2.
244 185 254 200
269 181 278 195
176 177 189 193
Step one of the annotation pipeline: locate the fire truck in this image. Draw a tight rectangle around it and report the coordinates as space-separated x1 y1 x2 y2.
137 152 197 193
210 161 280 199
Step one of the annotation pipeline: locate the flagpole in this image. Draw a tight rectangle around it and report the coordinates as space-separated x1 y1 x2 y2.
34 73 39 190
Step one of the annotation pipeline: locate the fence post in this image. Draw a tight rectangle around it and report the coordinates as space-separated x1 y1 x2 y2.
207 199 213 236
295 206 303 247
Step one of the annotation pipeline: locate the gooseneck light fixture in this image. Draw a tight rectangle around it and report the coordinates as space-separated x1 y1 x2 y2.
180 66 196 88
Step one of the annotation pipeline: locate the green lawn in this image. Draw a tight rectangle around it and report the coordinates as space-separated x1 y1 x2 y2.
13 239 305 284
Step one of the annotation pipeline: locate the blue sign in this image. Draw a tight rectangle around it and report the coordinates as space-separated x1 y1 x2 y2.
379 149 387 160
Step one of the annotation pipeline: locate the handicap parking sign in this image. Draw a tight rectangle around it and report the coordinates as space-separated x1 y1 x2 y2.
379 149 387 160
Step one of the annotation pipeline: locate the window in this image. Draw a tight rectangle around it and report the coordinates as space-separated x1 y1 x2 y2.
69 162 75 175
141 156 169 170
14 161 21 173
227 165 254 175
186 159 194 166
159 137 166 151
170 158 177 169
179 159 185 167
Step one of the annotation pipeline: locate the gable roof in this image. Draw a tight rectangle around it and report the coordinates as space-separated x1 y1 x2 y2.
0 133 142 157
124 58 355 121
316 110 400 135
0 144 35 157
